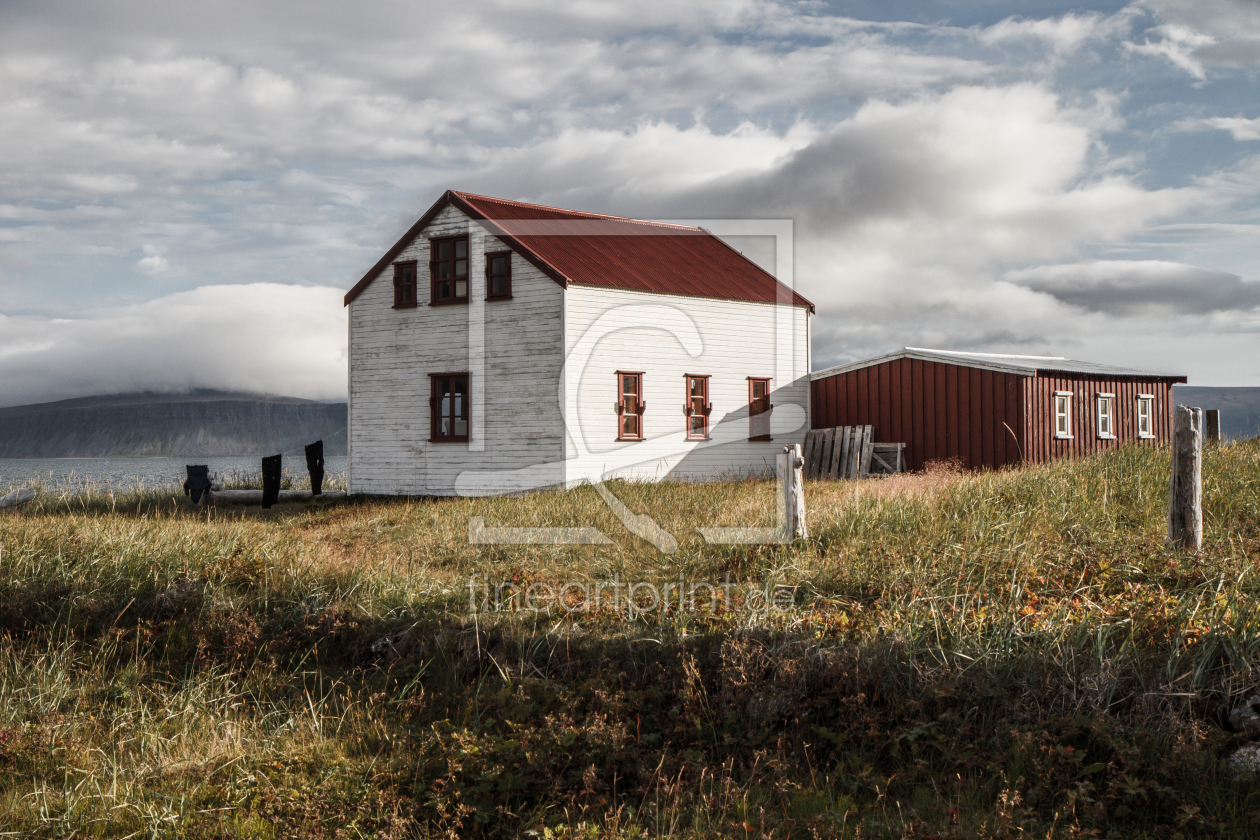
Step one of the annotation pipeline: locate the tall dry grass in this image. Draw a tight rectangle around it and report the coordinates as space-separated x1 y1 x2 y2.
0 440 1259 837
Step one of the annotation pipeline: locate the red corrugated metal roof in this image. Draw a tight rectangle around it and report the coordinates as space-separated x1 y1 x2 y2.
343 190 813 311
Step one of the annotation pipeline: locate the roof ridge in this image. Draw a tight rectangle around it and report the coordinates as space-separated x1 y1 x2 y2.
346 189 816 311
452 191 704 232
906 347 1069 361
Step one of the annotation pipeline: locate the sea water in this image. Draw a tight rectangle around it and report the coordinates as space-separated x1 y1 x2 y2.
0 455 348 491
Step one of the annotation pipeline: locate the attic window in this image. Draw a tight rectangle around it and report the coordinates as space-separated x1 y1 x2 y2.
1054 391 1073 439
430 235 469 305
1096 393 1115 439
486 251 512 300
392 261 417 309
1137 394 1155 439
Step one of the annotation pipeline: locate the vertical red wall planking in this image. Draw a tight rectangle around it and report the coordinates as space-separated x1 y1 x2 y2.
810 358 1182 472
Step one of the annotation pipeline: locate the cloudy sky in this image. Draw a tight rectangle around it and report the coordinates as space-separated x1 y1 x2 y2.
1 0 1258 406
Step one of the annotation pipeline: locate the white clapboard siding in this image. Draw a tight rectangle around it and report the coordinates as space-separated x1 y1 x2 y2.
561 285 810 486
348 204 565 495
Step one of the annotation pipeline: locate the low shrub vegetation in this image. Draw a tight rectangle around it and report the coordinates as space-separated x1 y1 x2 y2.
2 440 1259 837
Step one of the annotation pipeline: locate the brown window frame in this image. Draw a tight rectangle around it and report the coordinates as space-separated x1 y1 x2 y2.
684 374 711 441
392 260 417 309
429 373 470 443
429 235 470 306
747 377 772 441
615 371 645 441
485 250 512 300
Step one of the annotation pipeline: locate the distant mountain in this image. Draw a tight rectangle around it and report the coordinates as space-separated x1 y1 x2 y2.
1174 386 1260 441
0 391 347 458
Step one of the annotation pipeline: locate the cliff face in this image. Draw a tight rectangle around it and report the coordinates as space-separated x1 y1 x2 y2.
0 391 348 457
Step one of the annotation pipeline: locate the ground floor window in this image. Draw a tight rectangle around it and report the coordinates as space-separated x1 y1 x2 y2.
1054 391 1072 439
684 374 710 440
1137 394 1155 438
1096 393 1115 439
430 374 469 442
748 377 772 440
616 371 644 441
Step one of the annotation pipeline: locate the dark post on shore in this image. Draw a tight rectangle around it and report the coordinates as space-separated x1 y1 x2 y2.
1205 409 1221 443
183 465 211 504
1168 405 1203 553
305 440 325 496
261 454 282 509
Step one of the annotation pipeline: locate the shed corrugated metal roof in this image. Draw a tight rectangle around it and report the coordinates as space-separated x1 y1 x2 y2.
811 347 1187 382
343 190 813 311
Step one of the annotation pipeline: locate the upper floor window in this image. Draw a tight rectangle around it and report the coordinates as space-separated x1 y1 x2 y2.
684 374 711 441
1054 391 1073 439
1096 393 1115 439
486 250 512 300
748 377 772 441
430 374 469 442
1137 394 1155 439
393 260 417 309
616 371 644 441
430 236 469 304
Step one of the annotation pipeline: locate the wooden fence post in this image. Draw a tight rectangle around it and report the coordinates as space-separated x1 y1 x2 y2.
780 444 807 540
1205 409 1221 443
1168 405 1203 552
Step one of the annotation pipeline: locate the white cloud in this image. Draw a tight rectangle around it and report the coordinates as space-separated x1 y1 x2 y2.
135 244 170 275
457 83 1214 371
0 0 1256 399
0 284 347 407
1126 23 1215 79
1005 260 1260 315
1134 0 1260 71
1176 115 1260 141
979 11 1124 54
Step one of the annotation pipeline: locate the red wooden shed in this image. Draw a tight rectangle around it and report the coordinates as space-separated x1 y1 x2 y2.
810 348 1187 472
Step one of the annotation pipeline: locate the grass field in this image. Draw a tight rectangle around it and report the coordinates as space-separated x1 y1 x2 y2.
2 441 1260 838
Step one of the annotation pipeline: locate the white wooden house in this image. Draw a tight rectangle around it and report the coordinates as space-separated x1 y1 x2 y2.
343 190 814 496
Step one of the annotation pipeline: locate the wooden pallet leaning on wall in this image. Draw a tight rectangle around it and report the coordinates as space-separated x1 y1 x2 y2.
801 426 906 479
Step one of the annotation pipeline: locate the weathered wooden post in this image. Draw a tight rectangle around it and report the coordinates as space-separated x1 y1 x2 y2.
261 454 282 509
305 440 325 496
1205 409 1221 443
1168 405 1202 552
183 465 212 505
780 444 807 540
0 487 36 509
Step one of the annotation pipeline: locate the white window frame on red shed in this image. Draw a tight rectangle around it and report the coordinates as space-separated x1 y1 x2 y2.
1096 393 1115 439
1137 394 1155 439
1054 391 1073 439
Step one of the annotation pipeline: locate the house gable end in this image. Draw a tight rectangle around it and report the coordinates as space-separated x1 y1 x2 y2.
344 191 570 307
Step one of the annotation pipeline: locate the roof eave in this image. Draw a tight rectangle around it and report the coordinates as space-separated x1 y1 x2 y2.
698 226 815 313
811 347 1188 382
567 281 815 311
343 190 455 306
811 348 1036 380
1035 367 1188 383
